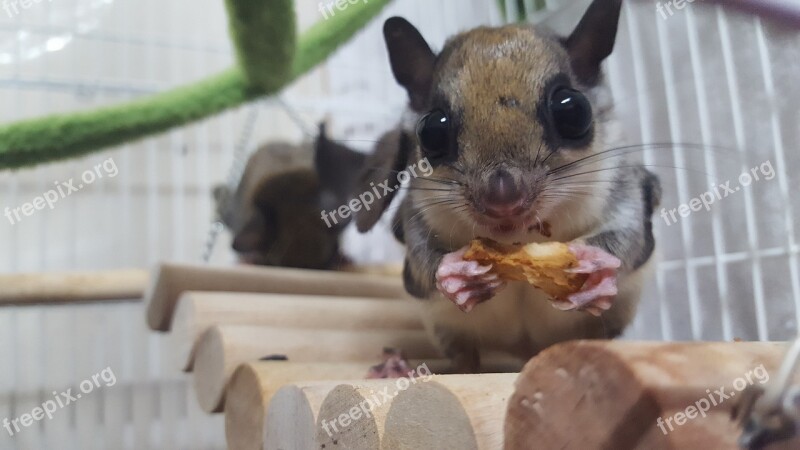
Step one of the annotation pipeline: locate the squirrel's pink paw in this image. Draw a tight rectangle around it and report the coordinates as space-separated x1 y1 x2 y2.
436 247 506 313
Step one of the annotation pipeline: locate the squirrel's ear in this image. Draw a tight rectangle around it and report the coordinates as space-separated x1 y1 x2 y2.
314 123 366 204
384 17 436 112
564 0 622 86
354 129 414 233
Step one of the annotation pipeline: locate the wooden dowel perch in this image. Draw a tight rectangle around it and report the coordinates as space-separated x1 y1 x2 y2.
227 360 451 450
0 269 148 305
263 383 339 450
258 372 517 450
145 263 407 331
225 363 374 450
382 373 518 450
193 325 441 412
171 292 424 372
505 341 800 450
315 379 413 449
235 356 524 450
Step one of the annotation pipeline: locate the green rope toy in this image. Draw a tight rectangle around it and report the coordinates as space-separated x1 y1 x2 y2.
0 0 392 170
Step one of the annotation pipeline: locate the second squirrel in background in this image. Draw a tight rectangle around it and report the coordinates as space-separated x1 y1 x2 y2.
214 126 365 270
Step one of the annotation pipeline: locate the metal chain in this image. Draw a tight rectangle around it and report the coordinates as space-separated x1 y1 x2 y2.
200 96 316 263
274 96 316 140
201 102 262 263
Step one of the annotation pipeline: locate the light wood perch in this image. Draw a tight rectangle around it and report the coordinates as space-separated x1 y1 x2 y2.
227 360 450 450
505 341 799 449
192 324 441 412
0 269 148 305
382 373 518 450
145 263 407 331
170 292 423 372
263 383 339 450
316 379 414 449
226 363 379 450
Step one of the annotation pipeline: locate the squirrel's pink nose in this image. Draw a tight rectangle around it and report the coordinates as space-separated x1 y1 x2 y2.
483 169 525 218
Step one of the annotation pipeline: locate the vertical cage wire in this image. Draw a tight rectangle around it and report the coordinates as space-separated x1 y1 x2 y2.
753 15 800 334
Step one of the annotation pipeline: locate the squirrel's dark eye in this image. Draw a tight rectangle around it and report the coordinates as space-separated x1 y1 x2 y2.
416 109 450 157
550 88 592 139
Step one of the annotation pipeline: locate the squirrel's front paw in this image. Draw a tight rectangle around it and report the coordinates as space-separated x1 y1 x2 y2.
365 348 413 379
555 243 621 316
435 247 506 313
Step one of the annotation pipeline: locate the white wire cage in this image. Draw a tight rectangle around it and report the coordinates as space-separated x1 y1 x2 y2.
0 0 798 448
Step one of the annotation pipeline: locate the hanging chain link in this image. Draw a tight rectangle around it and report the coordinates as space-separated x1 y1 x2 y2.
200 96 317 263
201 102 262 263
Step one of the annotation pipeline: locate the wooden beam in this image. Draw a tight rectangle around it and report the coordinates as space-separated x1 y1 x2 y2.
263 383 339 450
505 341 799 449
0 269 148 305
227 360 450 450
145 263 406 332
316 379 411 449
261 370 523 449
382 373 518 449
225 362 371 450
192 325 440 413
170 292 423 372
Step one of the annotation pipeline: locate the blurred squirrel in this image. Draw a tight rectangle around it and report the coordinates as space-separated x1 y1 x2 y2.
214 125 365 270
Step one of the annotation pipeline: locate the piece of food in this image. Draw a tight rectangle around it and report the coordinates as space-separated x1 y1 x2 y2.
463 238 588 300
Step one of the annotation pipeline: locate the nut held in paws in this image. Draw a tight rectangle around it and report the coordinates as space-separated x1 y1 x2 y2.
463 238 588 301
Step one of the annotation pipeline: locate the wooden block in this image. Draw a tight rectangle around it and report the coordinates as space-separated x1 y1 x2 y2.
382 373 518 450
505 341 800 450
0 269 148 305
192 325 441 412
145 263 406 331
171 292 424 372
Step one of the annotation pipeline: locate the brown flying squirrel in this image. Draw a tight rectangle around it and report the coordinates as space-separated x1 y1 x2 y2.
214 125 365 270
355 0 661 371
